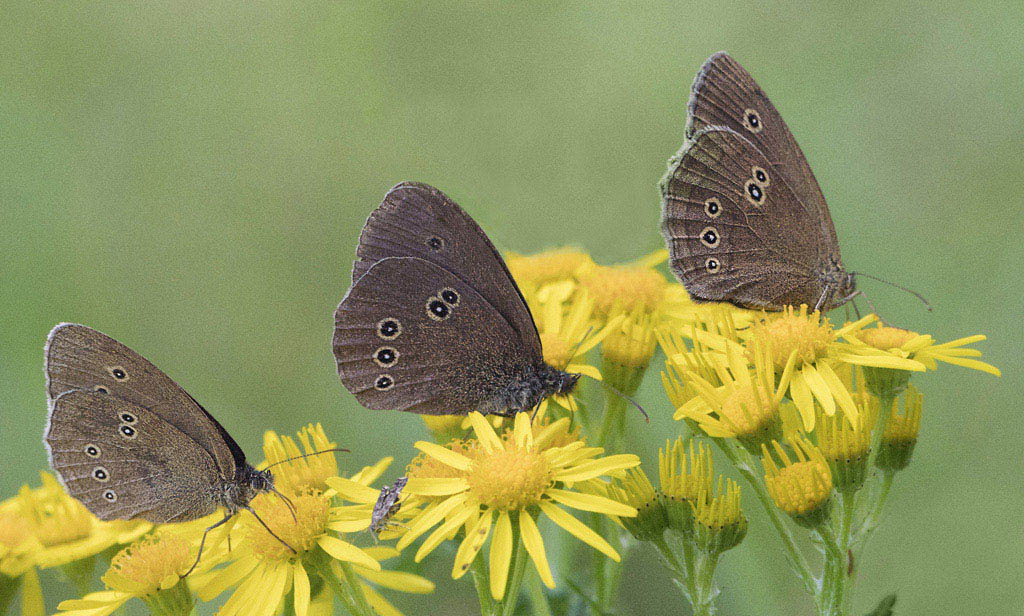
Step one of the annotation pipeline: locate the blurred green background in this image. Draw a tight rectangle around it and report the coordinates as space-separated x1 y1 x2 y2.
2 1 1021 614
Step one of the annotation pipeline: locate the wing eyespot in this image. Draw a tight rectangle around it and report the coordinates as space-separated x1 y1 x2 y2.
426 236 445 251
373 346 399 367
119 424 137 440
439 287 460 307
699 227 721 248
85 444 101 458
426 297 451 321
376 318 402 340
103 490 117 502
704 197 722 219
705 258 721 273
119 412 137 424
92 466 110 482
752 166 770 187
744 180 765 207
374 375 394 391
107 366 128 381
742 108 763 133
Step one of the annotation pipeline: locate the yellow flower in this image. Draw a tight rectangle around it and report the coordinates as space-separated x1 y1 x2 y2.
192 428 432 616
671 341 789 451
0 509 43 616
658 438 716 535
506 247 594 289
608 467 667 541
744 306 924 430
877 385 924 472
399 413 639 600
692 476 747 553
846 324 1001 376
262 424 340 495
55 534 195 616
762 435 833 528
815 403 873 491
577 260 669 316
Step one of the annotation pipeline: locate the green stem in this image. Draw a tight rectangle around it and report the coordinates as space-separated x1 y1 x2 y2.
596 394 627 450
336 561 374 616
691 550 720 616
652 535 689 589
470 551 495 616
0 574 18 615
856 471 894 543
316 554 372 616
716 442 817 595
525 569 554 616
499 533 530 616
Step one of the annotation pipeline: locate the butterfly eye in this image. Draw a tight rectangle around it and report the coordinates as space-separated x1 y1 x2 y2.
704 197 722 218
376 318 402 340
439 287 460 307
744 180 765 206
373 346 399 367
700 227 720 248
743 108 763 133
426 236 445 251
752 166 770 186
103 490 117 502
85 444 101 458
119 424 137 439
426 297 451 321
92 466 110 482
374 375 394 391
705 258 721 273
107 366 128 380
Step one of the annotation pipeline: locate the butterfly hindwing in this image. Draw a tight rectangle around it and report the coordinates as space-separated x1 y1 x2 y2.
661 126 829 308
351 182 542 357
334 256 529 415
45 390 222 523
44 323 244 479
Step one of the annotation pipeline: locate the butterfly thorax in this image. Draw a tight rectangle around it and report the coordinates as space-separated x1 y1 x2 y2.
498 363 580 415
818 256 856 311
220 464 274 514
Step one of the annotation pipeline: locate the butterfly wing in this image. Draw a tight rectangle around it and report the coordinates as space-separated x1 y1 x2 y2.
351 182 541 357
685 51 839 247
334 256 528 415
44 323 245 480
661 126 828 309
45 390 222 523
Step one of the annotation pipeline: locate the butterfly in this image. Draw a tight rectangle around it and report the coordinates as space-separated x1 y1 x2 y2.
332 182 579 416
43 323 295 573
660 52 859 312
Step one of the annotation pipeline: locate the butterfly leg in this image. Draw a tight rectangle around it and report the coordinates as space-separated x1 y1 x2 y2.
181 512 234 577
813 284 832 314
244 506 297 554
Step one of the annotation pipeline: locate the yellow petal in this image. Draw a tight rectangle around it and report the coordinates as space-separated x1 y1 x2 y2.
360 582 403 616
552 455 640 482
193 555 259 601
397 493 469 551
404 477 470 496
20 567 44 616
415 504 477 563
513 412 533 449
325 477 380 502
349 456 394 486
801 364 835 416
567 363 602 380
519 511 554 588
327 518 371 533
354 566 435 594
544 488 637 517
317 536 380 571
412 441 473 471
489 511 513 600
789 372 815 431
818 362 859 427
539 501 620 561
469 412 505 453
452 509 494 580
293 562 310 616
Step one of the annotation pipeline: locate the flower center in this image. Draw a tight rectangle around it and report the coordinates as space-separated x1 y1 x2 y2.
856 326 917 350
540 332 574 368
755 311 833 368
467 446 551 510
103 534 191 594
719 385 776 435
579 266 667 314
765 461 832 515
244 492 329 560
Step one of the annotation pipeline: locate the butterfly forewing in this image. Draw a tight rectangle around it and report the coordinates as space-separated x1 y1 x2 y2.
334 256 529 415
45 323 243 479
45 390 222 523
686 52 838 244
352 182 542 357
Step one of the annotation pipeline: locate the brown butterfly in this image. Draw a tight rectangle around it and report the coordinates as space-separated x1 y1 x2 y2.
660 52 859 312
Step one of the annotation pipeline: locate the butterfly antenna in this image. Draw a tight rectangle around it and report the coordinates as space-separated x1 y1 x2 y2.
560 326 594 372
270 486 298 523
851 272 932 312
244 506 297 554
262 447 350 471
580 374 649 423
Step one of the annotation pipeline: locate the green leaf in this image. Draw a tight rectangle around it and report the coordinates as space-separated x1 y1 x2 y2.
866 593 897 616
